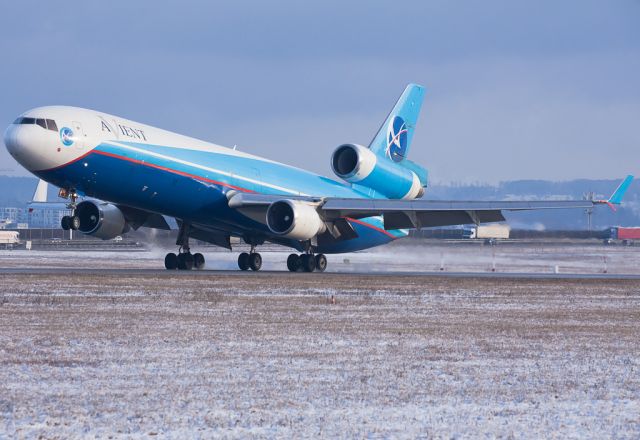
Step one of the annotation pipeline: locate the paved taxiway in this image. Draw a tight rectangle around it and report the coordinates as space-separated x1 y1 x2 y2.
1 267 640 279
1 240 639 275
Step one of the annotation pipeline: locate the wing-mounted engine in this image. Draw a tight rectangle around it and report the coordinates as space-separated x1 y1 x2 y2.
266 199 326 240
331 143 425 199
75 200 130 240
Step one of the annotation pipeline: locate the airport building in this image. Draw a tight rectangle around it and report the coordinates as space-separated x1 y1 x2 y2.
0 205 71 229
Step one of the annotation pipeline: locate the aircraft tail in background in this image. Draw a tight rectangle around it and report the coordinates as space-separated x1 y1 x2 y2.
32 179 48 203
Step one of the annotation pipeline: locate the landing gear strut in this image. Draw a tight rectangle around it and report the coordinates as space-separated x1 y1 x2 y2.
60 189 81 231
164 222 205 270
286 253 327 272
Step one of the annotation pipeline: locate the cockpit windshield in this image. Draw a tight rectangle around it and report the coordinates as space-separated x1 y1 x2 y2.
14 117 58 132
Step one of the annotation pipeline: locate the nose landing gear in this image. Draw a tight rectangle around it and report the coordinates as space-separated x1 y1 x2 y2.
60 215 80 231
60 189 81 231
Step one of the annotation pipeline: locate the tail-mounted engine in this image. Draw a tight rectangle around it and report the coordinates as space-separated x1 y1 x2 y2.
331 143 425 199
75 200 129 240
266 199 326 241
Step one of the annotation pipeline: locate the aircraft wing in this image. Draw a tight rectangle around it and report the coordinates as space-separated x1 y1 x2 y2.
319 198 595 228
228 175 633 230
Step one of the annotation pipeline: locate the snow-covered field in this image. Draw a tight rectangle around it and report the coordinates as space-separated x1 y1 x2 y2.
1 266 639 438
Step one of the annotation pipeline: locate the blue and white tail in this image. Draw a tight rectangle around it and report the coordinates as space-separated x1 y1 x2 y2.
368 83 425 163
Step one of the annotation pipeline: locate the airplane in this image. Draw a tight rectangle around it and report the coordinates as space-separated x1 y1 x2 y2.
3 84 633 272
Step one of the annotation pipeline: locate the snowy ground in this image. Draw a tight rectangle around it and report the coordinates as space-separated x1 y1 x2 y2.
1 263 639 437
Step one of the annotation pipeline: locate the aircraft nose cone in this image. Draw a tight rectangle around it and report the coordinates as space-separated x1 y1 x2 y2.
3 122 41 171
3 124 19 157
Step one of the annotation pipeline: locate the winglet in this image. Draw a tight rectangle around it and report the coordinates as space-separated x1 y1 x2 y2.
608 175 634 205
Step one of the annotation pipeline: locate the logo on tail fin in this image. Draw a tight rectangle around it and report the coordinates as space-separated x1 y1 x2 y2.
386 116 407 162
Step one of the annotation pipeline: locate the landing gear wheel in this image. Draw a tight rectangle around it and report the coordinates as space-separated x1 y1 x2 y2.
164 252 178 270
70 215 81 231
315 254 327 272
287 254 301 272
301 254 316 272
61 216 71 231
177 252 194 270
248 253 262 271
193 253 205 270
238 252 250 271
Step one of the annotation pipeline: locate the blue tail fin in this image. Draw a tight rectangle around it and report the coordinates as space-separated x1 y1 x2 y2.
368 84 425 162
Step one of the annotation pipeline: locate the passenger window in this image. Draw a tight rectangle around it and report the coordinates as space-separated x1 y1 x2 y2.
21 117 35 124
46 119 58 132
36 119 46 129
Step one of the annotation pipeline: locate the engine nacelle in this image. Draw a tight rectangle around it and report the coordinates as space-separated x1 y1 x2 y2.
266 200 326 241
331 143 424 199
75 200 129 240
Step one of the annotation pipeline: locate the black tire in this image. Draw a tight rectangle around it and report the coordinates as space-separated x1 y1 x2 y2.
164 252 178 270
238 252 250 271
61 216 71 231
315 254 327 272
286 253 300 272
249 253 262 271
301 254 316 272
70 215 81 231
193 253 205 270
178 253 194 270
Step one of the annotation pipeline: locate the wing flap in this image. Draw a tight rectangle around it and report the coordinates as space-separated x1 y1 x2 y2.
382 209 506 229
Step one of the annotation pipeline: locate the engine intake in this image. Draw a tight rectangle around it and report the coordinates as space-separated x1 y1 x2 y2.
75 201 129 240
266 200 326 241
331 143 424 199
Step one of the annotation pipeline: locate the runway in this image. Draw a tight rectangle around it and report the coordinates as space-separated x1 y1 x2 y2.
1 267 640 279
1 240 639 277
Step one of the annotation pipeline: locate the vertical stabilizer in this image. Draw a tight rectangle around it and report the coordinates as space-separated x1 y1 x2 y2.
368 84 425 162
32 179 48 203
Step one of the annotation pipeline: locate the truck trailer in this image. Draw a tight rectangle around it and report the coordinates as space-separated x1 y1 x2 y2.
0 231 20 248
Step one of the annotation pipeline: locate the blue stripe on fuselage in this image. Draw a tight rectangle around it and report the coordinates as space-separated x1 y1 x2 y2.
36 141 407 252
104 141 364 198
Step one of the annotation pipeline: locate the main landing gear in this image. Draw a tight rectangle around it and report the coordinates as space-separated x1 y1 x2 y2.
286 253 327 272
164 249 205 270
237 246 262 271
164 222 205 270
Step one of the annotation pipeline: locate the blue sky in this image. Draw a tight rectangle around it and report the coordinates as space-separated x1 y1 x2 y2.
1 0 638 183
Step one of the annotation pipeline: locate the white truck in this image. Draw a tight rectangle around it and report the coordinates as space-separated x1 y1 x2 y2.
0 231 20 248
464 224 511 242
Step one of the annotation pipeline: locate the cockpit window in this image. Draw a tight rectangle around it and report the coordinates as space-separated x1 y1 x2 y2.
12 116 59 131
45 119 58 131
15 117 36 125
